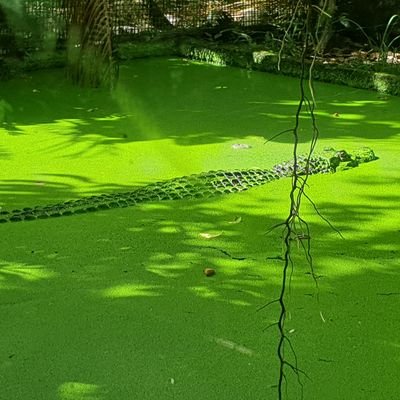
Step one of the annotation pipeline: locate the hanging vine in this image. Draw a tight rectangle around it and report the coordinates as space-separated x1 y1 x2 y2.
262 1 337 398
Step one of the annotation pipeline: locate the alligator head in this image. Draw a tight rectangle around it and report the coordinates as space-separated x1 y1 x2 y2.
323 147 378 172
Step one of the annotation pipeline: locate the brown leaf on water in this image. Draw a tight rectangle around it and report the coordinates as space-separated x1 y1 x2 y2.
203 268 216 276
199 232 223 239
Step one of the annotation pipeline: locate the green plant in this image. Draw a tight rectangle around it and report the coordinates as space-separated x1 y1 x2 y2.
377 14 400 62
339 13 400 63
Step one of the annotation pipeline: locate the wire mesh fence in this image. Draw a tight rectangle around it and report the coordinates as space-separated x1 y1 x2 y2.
0 0 295 56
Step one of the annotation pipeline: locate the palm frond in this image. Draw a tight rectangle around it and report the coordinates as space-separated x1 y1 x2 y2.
66 0 118 89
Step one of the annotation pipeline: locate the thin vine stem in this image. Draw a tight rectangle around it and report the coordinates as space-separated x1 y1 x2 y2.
275 2 328 398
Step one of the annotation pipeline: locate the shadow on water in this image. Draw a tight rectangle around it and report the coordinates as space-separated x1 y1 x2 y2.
0 58 399 399
0 145 10 159
0 58 399 152
0 190 283 400
0 170 399 399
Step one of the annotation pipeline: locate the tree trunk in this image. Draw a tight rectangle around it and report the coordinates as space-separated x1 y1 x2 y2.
314 0 336 54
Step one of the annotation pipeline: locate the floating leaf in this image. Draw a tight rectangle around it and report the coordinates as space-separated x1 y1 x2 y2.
199 232 223 239
231 143 252 149
228 216 242 224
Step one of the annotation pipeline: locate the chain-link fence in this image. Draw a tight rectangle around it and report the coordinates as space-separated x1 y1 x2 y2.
0 0 295 57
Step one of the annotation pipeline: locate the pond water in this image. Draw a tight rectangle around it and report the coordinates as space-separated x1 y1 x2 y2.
0 57 399 209
0 58 399 400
